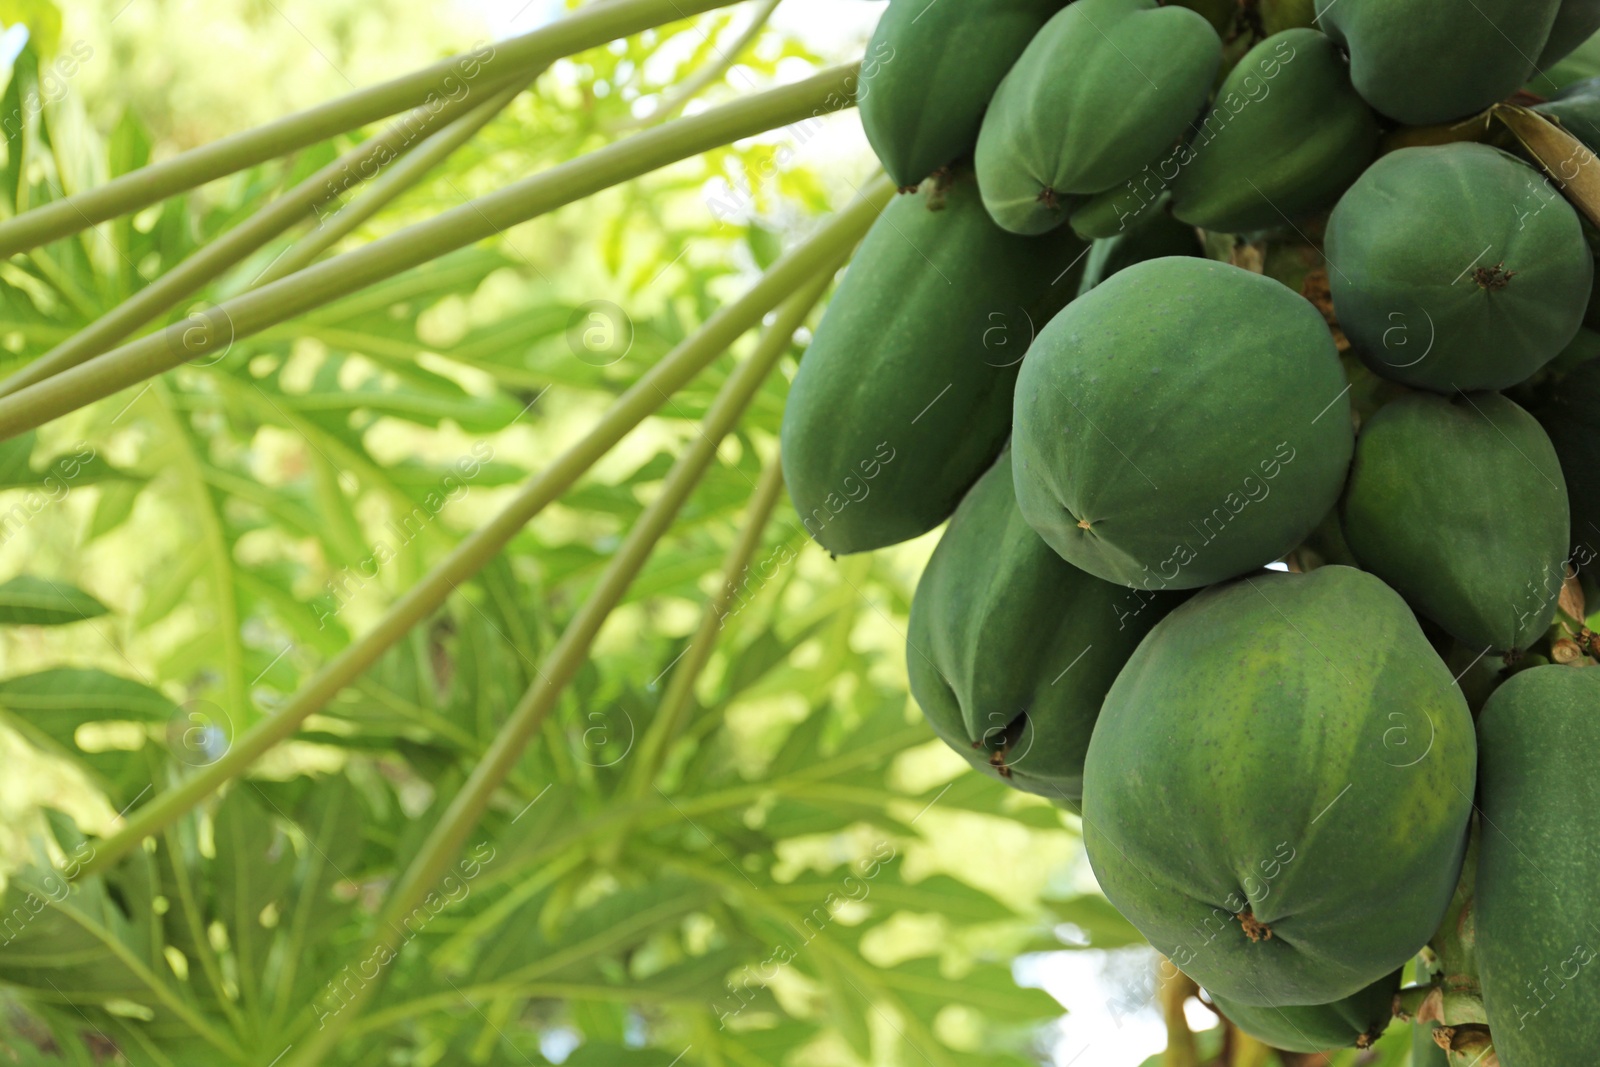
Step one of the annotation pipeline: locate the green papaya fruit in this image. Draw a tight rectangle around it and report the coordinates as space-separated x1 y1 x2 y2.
1168 29 1380 234
974 0 1221 235
1298 504 1360 571
1548 325 1600 372
1526 357 1600 572
1325 144 1593 393
1541 0 1600 66
1535 75 1600 152
1340 392 1570 653
1535 32 1600 95
1476 666 1600 1066
1316 0 1563 124
1076 211 1203 296
858 0 1067 189
1082 566 1477 1007
782 173 1088 556
1068 187 1170 240
1260 0 1317 35
1211 967 1400 1053
1012 257 1352 591
906 450 1187 799
1168 0 1233 33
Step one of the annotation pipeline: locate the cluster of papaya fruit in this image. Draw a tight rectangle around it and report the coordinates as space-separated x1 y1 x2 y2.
779 0 1600 1062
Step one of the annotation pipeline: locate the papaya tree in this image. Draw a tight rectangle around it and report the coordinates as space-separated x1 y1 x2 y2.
1 0 1599 1065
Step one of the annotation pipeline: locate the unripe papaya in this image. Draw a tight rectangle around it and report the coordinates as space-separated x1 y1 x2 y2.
974 0 1221 235
1167 29 1380 235
1082 567 1477 1007
1476 666 1600 1066
1325 144 1593 393
1525 357 1600 572
1340 392 1570 653
1549 325 1600 372
1076 211 1203 296
906 451 1187 799
1012 257 1352 591
1260 0 1317 35
1535 75 1600 152
782 173 1088 555
1541 0 1600 66
858 0 1068 189
1315 0 1562 125
1211 968 1400 1053
1068 188 1171 240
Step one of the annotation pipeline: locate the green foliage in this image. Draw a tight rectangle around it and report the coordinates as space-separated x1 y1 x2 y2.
0 9 1081 1065
0 575 105 623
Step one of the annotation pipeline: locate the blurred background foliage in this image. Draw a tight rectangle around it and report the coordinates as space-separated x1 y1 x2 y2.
0 0 1495 1064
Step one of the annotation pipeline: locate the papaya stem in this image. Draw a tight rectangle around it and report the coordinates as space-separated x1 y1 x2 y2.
276 256 842 1067
1228 1025 1274 1067
1159 960 1201 1067
0 80 529 398
627 436 797 794
72 175 892 883
0 62 862 443
0 0 741 257
252 77 533 287
1394 982 1443 1022
607 0 784 133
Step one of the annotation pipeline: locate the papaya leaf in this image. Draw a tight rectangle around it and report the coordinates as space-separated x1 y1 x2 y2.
0 39 35 208
0 12 1075 1060
0 667 175 750
85 478 144 542
564 1045 681 1066
0 2 60 59
0 843 218 1053
0 575 106 625
0 429 33 484
880 956 1061 1027
1047 893 1149 951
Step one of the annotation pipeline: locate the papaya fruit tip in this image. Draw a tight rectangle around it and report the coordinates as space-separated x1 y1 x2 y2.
1236 909 1274 943
1472 262 1517 291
